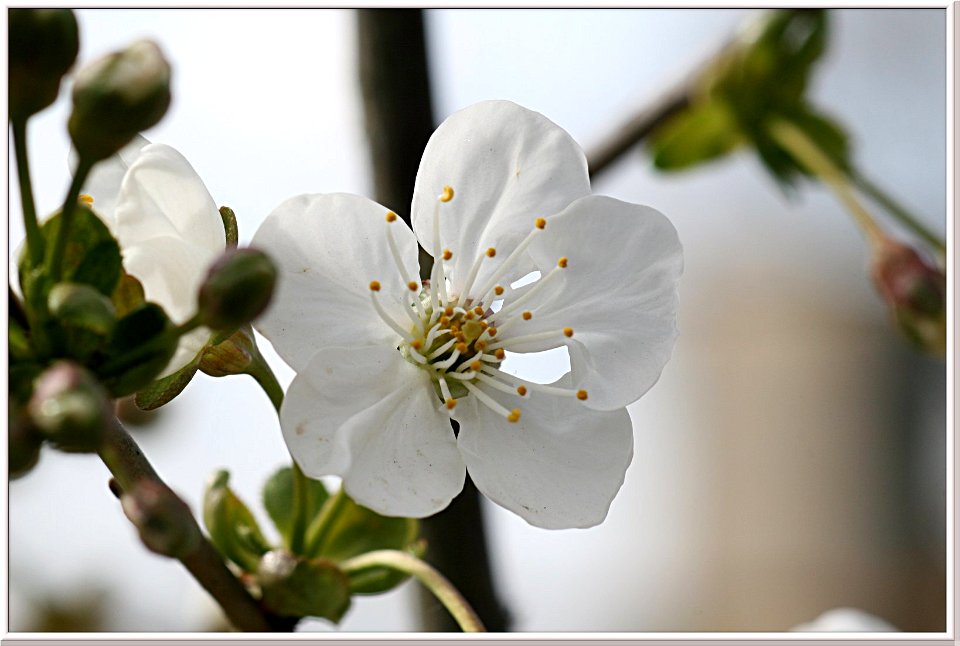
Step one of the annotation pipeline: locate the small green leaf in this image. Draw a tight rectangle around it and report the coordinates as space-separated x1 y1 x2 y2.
112 270 146 318
203 470 271 572
134 357 200 411
307 493 421 595
649 101 744 171
257 550 351 622
49 282 117 336
39 205 122 296
98 303 176 397
262 466 330 549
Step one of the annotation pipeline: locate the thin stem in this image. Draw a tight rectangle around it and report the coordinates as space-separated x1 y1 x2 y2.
244 339 285 413
11 118 45 267
303 487 349 557
850 170 946 256
97 418 277 631
48 157 94 282
340 550 486 633
768 119 886 248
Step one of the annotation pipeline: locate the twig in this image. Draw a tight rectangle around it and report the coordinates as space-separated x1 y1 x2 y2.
98 418 279 631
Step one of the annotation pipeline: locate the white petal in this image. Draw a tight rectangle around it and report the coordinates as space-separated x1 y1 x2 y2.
280 345 466 518
79 134 151 229
158 326 209 379
252 193 421 372
114 143 225 255
455 377 633 529
510 195 683 411
411 101 590 297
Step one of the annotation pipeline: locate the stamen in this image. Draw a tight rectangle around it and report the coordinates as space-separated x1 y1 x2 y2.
475 371 525 396
437 374 455 405
385 211 398 223
563 327 574 338
424 322 448 348
385 218 428 324
456 247 490 307
408 346 428 364
369 287 415 342
486 328 571 351
494 285 505 296
522 311 533 320
79 194 94 205
408 281 419 291
430 198 449 308
432 349 462 370
463 381 519 422
426 338 456 360
558 257 568 268
517 385 528 396
577 390 588 401
535 217 546 230
482 366 590 401
446 370 477 381
495 264 564 320
474 222 547 305
440 185 455 202
443 249 453 261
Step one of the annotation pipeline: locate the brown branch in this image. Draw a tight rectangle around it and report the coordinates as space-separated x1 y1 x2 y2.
98 418 282 632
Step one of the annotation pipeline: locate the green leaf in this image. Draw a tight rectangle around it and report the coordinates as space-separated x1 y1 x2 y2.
649 101 744 171
203 470 272 572
98 303 177 397
307 493 421 595
134 357 200 411
39 205 122 296
257 550 351 622
262 467 330 550
111 270 146 318
48 282 116 336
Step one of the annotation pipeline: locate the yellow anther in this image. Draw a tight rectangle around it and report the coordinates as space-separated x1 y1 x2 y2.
442 249 453 261
507 409 521 423
385 211 398 222
445 398 458 410
475 340 487 351
470 360 482 371
439 315 450 325
516 385 528 396
576 389 588 401
455 332 466 342
464 311 475 320
479 320 489 329
369 280 381 292
486 247 496 258
407 281 419 291
522 311 533 321
558 257 569 268
456 342 468 353
494 285 505 296
487 327 497 337
440 185 455 202
444 306 454 317
411 340 423 350
534 217 546 230
494 348 506 360
563 327 574 338
79 194 94 205
473 306 484 316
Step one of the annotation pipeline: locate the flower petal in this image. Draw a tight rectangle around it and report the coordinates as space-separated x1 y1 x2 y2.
114 143 225 256
252 193 422 372
281 345 466 518
411 101 590 297
515 195 683 411
455 377 633 529
79 134 150 228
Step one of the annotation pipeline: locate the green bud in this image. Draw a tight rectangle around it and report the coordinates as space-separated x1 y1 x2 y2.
69 39 171 162
8 9 79 120
28 361 111 453
199 326 254 377
871 238 946 355
197 248 278 331
256 549 352 622
49 282 117 336
121 480 201 559
9 405 43 479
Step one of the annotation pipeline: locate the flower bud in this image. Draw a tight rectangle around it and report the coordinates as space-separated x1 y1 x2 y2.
49 282 117 336
199 326 255 377
257 549 351 622
9 406 43 479
197 248 278 331
68 40 171 161
8 9 79 120
28 361 112 453
121 480 201 559
871 238 946 355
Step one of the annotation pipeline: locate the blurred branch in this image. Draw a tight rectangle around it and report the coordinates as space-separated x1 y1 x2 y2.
98 418 286 631
356 8 510 632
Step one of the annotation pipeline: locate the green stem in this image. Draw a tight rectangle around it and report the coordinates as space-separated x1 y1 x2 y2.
768 119 886 249
48 157 94 282
850 170 946 256
244 340 284 413
340 550 486 632
11 118 45 268
303 487 348 557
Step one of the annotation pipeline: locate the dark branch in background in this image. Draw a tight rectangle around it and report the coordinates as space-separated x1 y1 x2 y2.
356 8 510 632
98 419 287 632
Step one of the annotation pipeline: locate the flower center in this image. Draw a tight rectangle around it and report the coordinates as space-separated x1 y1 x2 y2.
368 186 589 423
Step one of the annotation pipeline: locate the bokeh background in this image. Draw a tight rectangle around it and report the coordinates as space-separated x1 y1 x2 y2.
7 8 948 632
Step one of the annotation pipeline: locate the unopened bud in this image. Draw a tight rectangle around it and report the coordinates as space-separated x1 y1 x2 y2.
69 40 171 161
197 248 278 331
871 239 946 355
199 326 254 377
9 9 79 119
28 361 111 452
49 282 117 336
257 549 351 621
121 480 201 558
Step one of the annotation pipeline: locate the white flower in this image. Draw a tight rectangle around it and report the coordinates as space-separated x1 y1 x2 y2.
82 137 225 376
253 101 682 529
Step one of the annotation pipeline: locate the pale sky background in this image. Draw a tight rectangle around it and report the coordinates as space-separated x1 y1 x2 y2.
7 8 948 632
